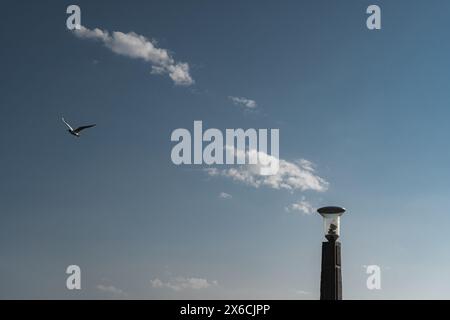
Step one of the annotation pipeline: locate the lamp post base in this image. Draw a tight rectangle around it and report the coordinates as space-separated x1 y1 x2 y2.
320 240 342 300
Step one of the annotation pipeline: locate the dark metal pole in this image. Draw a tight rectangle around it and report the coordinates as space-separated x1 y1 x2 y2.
320 236 342 300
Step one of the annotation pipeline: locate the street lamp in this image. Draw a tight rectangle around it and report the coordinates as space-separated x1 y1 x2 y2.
317 206 346 300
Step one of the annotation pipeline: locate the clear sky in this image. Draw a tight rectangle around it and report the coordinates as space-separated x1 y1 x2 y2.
1 0 450 299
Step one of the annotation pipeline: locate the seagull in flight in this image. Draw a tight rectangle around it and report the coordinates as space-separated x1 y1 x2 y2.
62 117 96 137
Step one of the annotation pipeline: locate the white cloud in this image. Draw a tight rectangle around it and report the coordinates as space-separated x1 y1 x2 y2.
73 26 194 86
74 27 109 42
219 192 232 199
295 290 311 295
96 284 127 297
150 277 217 291
229 96 257 109
150 278 164 288
285 197 315 215
205 150 328 192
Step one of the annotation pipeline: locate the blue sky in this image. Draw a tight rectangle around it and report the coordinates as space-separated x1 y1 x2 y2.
2 0 450 299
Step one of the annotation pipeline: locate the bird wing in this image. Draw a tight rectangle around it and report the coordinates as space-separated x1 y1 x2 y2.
74 124 96 133
62 117 74 131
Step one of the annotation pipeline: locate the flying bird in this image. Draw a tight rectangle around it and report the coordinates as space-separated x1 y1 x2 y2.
62 117 96 137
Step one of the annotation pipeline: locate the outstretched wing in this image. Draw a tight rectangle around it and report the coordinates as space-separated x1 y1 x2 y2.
74 124 96 133
61 117 74 131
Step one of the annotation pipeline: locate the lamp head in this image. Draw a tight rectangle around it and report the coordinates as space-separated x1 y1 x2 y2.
317 206 346 241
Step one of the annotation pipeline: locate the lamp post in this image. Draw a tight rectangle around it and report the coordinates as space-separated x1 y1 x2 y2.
317 206 346 300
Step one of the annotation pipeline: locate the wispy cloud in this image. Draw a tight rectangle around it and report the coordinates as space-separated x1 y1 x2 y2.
73 26 194 86
219 192 232 199
96 284 128 297
205 151 328 192
150 277 218 291
295 290 311 295
229 96 257 109
285 197 315 215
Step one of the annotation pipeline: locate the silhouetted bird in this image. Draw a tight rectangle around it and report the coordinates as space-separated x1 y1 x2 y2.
62 117 96 137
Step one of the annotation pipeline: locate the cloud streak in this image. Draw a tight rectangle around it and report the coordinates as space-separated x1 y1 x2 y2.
285 197 315 215
150 277 218 291
229 96 257 109
205 151 328 192
96 284 128 297
73 26 194 86
219 192 232 199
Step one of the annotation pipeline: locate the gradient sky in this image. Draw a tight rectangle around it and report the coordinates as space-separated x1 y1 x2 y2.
2 0 450 299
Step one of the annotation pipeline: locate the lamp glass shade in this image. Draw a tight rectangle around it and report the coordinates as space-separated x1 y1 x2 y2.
323 214 340 238
317 207 346 240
